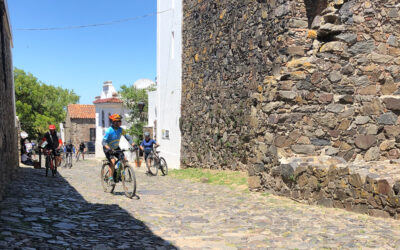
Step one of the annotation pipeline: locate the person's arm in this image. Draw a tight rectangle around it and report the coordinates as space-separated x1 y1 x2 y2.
139 141 144 151
102 129 111 151
123 134 135 147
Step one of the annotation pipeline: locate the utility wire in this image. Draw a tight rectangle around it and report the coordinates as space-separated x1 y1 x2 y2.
16 9 171 31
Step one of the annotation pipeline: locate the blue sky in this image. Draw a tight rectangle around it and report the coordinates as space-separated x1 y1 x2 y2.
8 0 156 104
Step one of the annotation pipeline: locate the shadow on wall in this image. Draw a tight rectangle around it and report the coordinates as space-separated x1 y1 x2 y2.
0 167 177 249
304 0 328 27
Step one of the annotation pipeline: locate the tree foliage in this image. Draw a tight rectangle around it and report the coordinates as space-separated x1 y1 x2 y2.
119 84 155 144
14 68 80 139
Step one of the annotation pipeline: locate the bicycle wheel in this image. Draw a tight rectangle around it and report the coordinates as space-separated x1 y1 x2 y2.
61 154 66 168
45 156 50 177
121 164 136 198
100 163 115 193
159 157 168 176
69 155 73 168
146 153 158 176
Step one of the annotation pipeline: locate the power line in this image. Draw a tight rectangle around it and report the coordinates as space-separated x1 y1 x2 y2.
16 9 171 31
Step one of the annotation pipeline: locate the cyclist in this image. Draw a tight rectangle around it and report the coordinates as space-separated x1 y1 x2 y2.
103 114 135 186
140 132 159 173
78 141 86 160
42 124 62 168
65 141 74 165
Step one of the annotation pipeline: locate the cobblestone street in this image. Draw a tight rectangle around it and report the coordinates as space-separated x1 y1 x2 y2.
1 158 400 249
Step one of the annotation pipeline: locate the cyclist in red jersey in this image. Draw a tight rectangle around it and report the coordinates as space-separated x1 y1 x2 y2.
42 124 62 168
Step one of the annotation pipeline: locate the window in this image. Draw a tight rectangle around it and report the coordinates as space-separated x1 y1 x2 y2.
101 110 105 127
90 128 96 142
162 129 169 140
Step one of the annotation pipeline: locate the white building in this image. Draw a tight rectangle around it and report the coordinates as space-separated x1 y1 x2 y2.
134 78 156 90
154 0 182 169
93 81 134 160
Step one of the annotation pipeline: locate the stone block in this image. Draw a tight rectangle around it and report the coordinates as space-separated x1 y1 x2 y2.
378 112 398 125
355 135 376 150
369 209 390 218
383 98 400 111
377 179 391 195
291 145 315 154
248 176 261 190
364 146 380 161
349 174 363 188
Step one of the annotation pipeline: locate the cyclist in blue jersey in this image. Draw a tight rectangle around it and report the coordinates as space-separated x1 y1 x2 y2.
103 114 135 186
140 131 159 172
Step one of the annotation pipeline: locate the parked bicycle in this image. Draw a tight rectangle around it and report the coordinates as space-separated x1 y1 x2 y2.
146 148 168 176
100 148 137 198
44 149 57 177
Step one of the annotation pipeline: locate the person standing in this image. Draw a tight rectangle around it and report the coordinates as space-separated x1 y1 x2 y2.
78 141 86 160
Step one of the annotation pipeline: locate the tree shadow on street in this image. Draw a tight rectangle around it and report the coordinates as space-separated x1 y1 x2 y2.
0 166 177 249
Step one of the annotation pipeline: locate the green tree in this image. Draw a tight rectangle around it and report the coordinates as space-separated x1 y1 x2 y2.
14 68 80 139
119 84 154 144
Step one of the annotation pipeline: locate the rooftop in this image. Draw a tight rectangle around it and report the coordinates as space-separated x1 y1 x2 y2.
67 104 95 119
93 97 123 104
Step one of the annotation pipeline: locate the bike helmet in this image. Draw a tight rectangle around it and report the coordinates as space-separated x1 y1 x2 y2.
49 124 56 130
109 114 122 122
144 132 150 137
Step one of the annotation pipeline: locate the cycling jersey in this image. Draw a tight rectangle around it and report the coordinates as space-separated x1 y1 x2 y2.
66 144 74 153
140 139 157 153
102 127 133 150
43 131 59 150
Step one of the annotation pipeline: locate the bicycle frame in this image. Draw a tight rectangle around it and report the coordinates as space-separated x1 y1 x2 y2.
45 150 55 170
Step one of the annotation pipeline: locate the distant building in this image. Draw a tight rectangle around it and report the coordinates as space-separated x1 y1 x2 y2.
64 104 96 147
93 81 133 160
153 0 182 169
134 78 155 90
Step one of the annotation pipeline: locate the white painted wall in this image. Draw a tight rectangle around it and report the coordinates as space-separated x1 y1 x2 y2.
147 90 157 130
156 0 182 169
94 81 133 160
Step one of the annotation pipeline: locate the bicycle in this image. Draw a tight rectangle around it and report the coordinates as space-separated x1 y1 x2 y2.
64 152 73 168
60 152 65 167
145 148 168 176
44 149 57 177
100 148 137 198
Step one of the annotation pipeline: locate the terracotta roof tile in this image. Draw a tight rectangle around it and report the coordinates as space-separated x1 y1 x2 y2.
93 97 123 104
68 104 95 119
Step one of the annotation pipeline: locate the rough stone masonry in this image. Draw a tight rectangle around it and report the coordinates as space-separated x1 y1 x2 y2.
181 0 400 218
0 0 17 201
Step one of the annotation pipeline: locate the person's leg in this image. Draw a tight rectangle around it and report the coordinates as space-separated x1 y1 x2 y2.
104 149 116 185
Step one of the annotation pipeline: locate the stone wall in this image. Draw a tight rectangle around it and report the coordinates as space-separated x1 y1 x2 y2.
182 0 400 167
181 0 400 217
253 156 400 219
65 117 96 147
0 1 17 200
